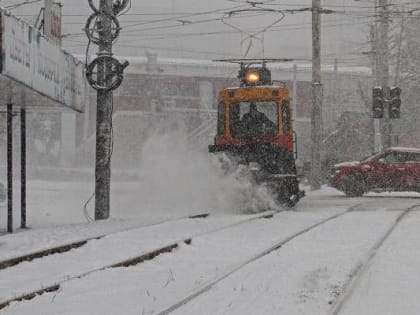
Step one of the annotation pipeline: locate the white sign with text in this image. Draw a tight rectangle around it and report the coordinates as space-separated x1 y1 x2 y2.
1 10 85 112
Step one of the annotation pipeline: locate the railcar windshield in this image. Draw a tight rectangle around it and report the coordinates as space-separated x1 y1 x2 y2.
230 101 278 137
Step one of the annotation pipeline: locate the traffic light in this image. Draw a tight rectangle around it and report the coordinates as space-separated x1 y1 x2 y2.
372 87 384 119
389 87 401 119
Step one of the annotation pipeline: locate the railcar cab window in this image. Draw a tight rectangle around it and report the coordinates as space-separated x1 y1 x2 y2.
230 101 278 137
282 100 291 135
217 102 226 135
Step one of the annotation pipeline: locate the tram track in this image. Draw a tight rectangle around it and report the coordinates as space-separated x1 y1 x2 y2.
0 209 285 310
156 203 363 315
0 212 211 271
328 203 420 315
0 201 374 313
2 199 416 315
153 202 418 315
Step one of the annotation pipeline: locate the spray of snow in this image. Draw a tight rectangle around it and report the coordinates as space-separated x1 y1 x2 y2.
121 126 278 217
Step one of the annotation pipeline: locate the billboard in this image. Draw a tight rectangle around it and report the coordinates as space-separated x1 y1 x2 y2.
43 0 62 46
0 10 85 112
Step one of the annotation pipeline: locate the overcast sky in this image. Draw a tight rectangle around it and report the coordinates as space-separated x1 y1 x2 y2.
1 0 405 66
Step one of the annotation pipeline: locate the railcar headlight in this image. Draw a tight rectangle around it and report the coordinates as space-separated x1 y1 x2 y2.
246 72 260 84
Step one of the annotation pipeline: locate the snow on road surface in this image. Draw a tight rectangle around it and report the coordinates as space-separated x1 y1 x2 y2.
4 197 419 315
0 185 344 263
337 210 420 315
169 209 404 315
1 188 420 315
0 214 264 303
0 214 192 262
0 209 340 315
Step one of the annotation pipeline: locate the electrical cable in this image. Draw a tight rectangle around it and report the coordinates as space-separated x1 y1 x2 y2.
82 26 95 222
5 0 42 10
120 4 250 29
83 192 95 223
97 18 377 42
59 11 284 39
85 39 91 68
60 5 377 40
83 10 283 35
117 0 131 17
221 7 285 57
108 12 376 35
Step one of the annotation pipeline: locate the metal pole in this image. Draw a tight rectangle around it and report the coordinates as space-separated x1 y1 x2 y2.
370 22 382 152
7 104 13 233
311 0 323 190
292 64 298 158
95 0 113 220
378 0 391 148
332 58 338 130
20 107 26 229
292 64 297 122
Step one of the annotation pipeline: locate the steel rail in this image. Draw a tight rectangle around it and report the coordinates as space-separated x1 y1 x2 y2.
157 203 362 315
0 212 210 271
0 209 282 310
328 203 420 315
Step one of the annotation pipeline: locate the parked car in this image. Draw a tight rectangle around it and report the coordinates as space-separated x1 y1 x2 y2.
328 147 420 196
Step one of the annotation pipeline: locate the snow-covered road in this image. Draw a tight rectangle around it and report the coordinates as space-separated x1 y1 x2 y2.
169 208 406 315
0 213 269 304
1 210 340 315
337 210 420 315
1 188 420 315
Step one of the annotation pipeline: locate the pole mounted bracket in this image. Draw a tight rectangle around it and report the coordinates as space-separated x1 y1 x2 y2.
88 0 130 15
86 56 129 91
85 12 121 45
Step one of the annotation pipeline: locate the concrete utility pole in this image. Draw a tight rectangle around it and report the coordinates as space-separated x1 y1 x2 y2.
377 0 391 148
95 0 114 220
311 0 323 190
85 0 129 220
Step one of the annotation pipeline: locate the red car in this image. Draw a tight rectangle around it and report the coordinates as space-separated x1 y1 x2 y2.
328 147 420 196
